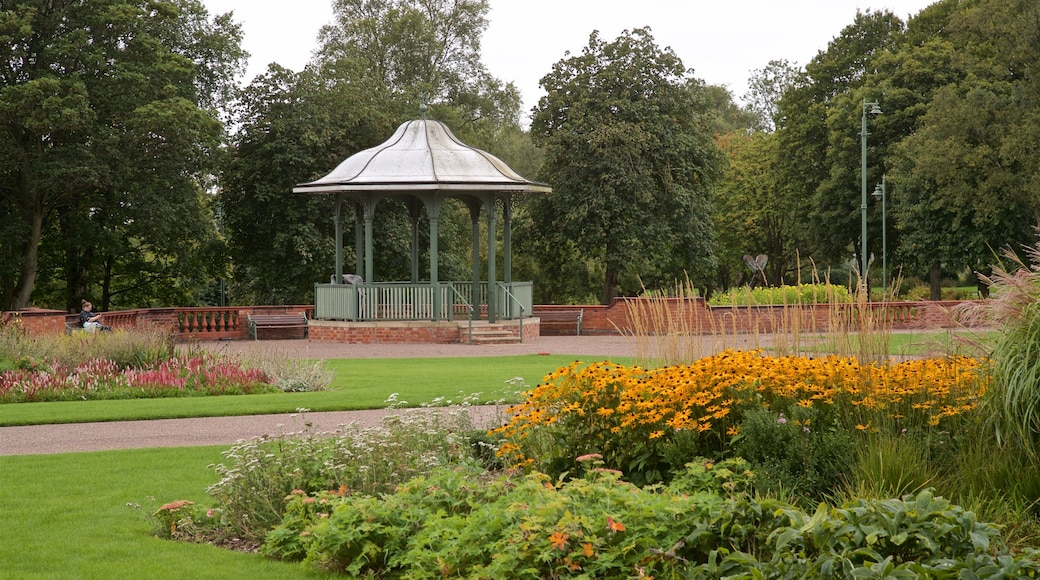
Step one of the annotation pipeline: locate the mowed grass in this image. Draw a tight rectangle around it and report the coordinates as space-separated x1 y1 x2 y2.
805 329 997 358
0 354 627 426
0 447 331 579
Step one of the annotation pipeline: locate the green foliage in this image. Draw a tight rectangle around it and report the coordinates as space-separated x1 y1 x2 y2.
262 463 1040 578
0 0 245 310
708 283 852 305
734 408 855 504
968 238 1040 455
205 404 482 542
714 131 813 289
220 64 396 305
529 27 725 304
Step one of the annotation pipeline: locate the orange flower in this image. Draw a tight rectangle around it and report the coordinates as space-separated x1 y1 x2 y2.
549 530 569 551
582 542 595 557
606 516 626 532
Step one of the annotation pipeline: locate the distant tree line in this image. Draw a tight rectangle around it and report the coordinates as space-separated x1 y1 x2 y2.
2 0 1038 310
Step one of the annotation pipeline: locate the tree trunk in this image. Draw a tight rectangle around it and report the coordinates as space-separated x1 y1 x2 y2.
929 262 942 301
601 269 619 305
11 205 43 310
62 212 91 312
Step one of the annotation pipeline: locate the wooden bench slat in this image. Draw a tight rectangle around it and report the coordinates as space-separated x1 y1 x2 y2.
247 313 308 340
535 309 583 336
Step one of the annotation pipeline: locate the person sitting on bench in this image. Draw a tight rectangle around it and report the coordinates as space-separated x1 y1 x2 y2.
79 299 113 332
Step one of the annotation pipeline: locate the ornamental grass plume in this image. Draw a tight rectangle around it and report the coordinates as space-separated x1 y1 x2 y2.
961 231 1040 454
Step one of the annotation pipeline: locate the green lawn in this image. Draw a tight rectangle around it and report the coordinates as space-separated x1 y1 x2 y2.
0 447 330 579
801 329 996 358
1 354 625 426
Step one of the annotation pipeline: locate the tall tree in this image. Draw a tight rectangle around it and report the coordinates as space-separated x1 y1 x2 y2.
714 131 810 289
221 0 526 305
887 0 1040 298
220 64 395 305
777 10 905 274
314 0 520 135
529 28 724 304
0 0 244 310
743 59 801 133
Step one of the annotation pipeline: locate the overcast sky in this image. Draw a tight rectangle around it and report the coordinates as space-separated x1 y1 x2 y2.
202 0 937 116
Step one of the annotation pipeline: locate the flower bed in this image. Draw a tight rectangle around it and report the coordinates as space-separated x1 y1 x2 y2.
0 355 278 402
492 350 987 485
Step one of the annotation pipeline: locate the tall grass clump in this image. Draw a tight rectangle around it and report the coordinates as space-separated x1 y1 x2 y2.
0 324 176 369
624 261 893 366
234 346 334 392
964 235 1040 455
826 271 896 364
624 275 715 366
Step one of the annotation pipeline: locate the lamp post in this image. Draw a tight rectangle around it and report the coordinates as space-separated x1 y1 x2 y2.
873 175 887 299
861 98 882 293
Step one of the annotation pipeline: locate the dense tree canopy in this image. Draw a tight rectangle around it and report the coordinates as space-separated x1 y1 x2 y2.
0 0 244 310
765 0 1040 296
528 28 725 304
7 0 1040 311
219 0 526 305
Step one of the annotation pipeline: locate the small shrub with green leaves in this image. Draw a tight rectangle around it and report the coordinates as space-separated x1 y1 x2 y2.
262 458 1040 578
708 283 852 306
734 407 855 504
204 401 483 542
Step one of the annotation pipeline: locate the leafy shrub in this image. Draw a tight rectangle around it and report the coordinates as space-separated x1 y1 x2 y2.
709 283 852 306
734 407 855 503
205 402 481 542
263 463 1040 578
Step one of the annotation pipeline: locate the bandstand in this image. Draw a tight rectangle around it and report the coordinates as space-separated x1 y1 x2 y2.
292 116 551 343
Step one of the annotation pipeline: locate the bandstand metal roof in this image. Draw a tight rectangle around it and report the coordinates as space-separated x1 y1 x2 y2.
292 118 551 195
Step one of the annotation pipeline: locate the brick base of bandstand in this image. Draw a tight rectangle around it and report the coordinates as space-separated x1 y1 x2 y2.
308 318 538 344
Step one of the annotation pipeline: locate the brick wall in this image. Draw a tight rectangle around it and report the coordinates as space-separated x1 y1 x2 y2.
537 298 985 336
309 320 464 344
2 309 67 337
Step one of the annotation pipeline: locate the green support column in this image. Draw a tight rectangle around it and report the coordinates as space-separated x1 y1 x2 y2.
469 203 481 314
334 194 343 282
503 196 512 285
408 199 422 283
354 204 364 277
364 197 375 284
429 206 440 320
486 196 497 323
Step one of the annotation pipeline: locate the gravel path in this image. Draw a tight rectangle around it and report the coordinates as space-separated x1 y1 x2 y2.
0 334 767 456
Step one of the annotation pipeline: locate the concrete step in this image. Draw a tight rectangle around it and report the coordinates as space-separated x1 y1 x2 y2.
466 327 520 345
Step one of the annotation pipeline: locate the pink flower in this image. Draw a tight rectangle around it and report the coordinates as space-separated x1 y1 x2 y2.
576 453 603 462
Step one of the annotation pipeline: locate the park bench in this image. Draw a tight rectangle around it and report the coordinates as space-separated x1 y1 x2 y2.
247 313 308 340
536 309 584 336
